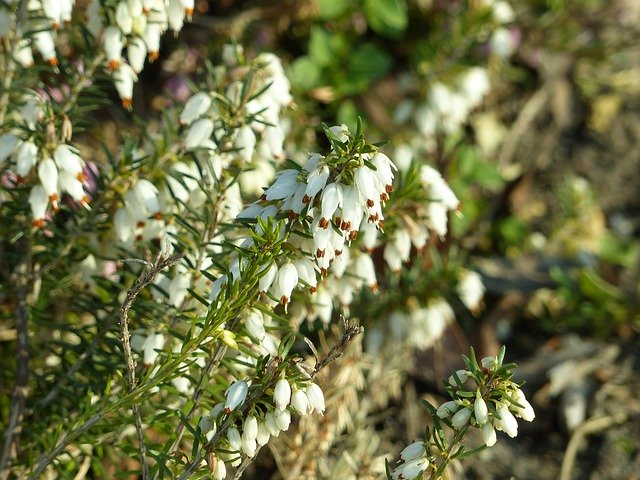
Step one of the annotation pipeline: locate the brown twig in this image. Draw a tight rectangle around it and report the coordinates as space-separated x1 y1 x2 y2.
119 250 185 480
0 238 33 480
559 413 628 480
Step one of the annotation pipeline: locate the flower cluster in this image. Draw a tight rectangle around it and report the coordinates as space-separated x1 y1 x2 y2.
391 348 535 479
436 356 535 446
85 0 194 107
367 269 485 354
0 92 90 227
0 0 75 67
229 123 394 315
110 47 292 249
198 375 325 479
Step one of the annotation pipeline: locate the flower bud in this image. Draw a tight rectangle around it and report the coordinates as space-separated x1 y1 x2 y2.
451 406 472 429
224 380 248 413
474 392 489 425
400 441 426 461
291 389 310 415
273 378 291 411
496 403 518 438
305 383 325 414
482 422 497 447
436 400 459 419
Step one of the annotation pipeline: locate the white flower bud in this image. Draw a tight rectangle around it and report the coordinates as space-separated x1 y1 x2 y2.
512 389 535 422
258 262 278 294
127 37 147 73
305 383 325 414
448 369 470 385
245 309 265 341
34 30 57 65
400 441 426 461
180 92 212 126
185 118 214 150
37 158 59 200
29 185 49 227
15 141 38 177
103 26 124 68
242 415 258 443
264 411 280 436
113 63 137 109
142 332 164 365
496 403 518 437
273 378 291 411
224 380 248 413
451 407 472 429
276 262 298 309
291 389 310 414
274 408 291 431
0 134 19 165
213 456 226 480
457 269 485 312
264 169 298 201
482 422 497 447
115 2 133 34
256 421 270 446
474 393 489 425
397 457 429 479
227 426 241 451
143 23 162 61
436 400 459 419
236 125 256 163
319 182 343 226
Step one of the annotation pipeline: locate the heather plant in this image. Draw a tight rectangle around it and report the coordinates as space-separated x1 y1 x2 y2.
0 1 534 479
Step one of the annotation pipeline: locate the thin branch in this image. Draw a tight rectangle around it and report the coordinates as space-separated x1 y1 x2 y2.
313 317 364 376
119 251 185 480
559 413 628 480
0 239 32 479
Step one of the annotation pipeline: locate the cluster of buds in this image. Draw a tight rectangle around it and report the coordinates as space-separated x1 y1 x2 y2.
86 0 195 107
368 270 484 355
391 348 534 479
179 46 293 195
413 67 491 140
436 353 535 445
0 0 75 67
199 376 325 479
1 130 89 227
230 123 394 313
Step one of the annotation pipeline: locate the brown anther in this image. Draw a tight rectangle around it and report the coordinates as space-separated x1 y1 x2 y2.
334 216 342 226
320 268 328 276
380 193 388 202
349 231 358 241
302 194 312 204
122 98 133 110
366 199 374 208
318 218 329 229
106 59 120 70
288 211 298 220
148 51 159 62
309 286 317 293
48 57 59 66
135 234 143 241
335 249 342 256
48 193 60 202
386 185 394 193
32 218 45 228
136 220 146 228
316 249 325 258
76 172 86 182
154 212 164 221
